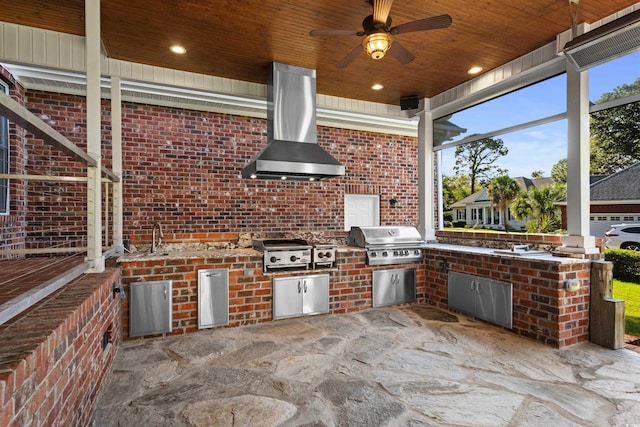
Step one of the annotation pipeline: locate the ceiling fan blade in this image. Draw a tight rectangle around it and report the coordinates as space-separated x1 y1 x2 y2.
388 41 415 65
337 45 363 68
390 14 452 35
309 29 361 36
373 0 394 24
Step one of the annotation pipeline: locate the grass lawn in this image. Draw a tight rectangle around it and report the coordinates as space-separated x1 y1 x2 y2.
612 279 640 337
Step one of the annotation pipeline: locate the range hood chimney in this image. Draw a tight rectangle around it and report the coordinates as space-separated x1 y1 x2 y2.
564 9 640 71
242 62 345 181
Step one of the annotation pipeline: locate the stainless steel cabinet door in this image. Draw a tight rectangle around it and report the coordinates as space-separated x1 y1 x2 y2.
448 271 513 329
395 268 417 305
273 277 304 320
447 271 476 316
198 269 229 329
301 275 329 315
273 274 330 320
373 268 416 307
129 280 172 337
476 278 513 329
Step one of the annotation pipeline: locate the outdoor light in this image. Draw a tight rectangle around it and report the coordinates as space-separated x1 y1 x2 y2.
170 45 186 54
363 32 392 60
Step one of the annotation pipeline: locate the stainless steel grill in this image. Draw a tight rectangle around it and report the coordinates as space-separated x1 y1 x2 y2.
347 226 424 266
253 239 312 272
312 244 337 269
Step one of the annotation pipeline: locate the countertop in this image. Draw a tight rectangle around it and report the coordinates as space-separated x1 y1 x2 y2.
117 243 585 264
117 245 366 263
423 242 588 264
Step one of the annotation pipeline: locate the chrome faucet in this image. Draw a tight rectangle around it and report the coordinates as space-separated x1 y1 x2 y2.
151 222 164 253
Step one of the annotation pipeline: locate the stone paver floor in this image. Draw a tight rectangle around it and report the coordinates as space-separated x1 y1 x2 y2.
92 305 640 426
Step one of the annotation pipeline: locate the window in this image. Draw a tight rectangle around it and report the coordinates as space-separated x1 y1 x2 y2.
0 80 8 215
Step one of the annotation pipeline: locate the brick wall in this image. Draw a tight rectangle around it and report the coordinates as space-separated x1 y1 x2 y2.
424 247 591 347
120 250 268 336
119 248 426 339
12 91 419 252
0 264 121 426
332 249 427 313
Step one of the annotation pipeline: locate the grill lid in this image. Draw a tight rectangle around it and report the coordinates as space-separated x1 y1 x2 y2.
347 226 424 248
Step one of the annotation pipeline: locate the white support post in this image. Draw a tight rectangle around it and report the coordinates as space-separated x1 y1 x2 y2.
85 0 104 272
418 98 436 241
111 76 124 254
559 60 598 254
436 150 443 230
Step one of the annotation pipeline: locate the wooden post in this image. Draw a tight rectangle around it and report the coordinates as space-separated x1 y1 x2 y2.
589 260 625 349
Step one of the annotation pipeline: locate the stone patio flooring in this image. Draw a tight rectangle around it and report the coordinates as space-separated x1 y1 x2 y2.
92 305 640 426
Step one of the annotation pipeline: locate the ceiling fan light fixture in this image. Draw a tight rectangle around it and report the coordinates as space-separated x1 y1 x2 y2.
363 32 392 60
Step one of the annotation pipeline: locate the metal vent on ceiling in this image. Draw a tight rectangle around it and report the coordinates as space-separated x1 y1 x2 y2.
564 9 640 71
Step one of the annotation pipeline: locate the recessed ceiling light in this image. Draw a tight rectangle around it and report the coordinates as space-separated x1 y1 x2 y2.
170 45 187 54
467 66 483 75
371 83 384 90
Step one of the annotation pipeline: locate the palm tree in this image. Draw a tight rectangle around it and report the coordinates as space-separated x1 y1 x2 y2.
511 184 566 233
487 175 520 232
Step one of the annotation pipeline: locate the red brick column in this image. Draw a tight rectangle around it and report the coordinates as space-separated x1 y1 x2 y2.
0 265 121 426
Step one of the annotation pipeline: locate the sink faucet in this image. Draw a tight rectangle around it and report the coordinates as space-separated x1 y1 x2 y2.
151 222 164 253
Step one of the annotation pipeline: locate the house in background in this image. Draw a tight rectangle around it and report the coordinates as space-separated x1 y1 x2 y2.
451 177 553 230
559 162 640 238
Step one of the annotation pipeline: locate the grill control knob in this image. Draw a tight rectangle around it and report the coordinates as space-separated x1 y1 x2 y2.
290 255 298 262
318 252 324 259
382 251 388 257
370 252 377 257
393 250 398 256
414 250 421 255
325 252 332 258
270 256 277 263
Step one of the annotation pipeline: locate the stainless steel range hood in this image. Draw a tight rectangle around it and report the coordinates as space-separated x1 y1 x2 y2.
242 62 345 181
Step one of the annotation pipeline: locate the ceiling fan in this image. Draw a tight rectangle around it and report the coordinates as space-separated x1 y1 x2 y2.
309 0 452 68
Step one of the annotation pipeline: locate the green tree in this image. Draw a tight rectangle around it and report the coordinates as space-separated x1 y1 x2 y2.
511 184 566 233
441 174 471 211
531 170 544 179
453 138 508 194
590 77 640 174
487 175 520 233
551 159 567 184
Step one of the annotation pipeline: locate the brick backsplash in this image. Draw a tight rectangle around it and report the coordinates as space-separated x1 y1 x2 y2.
5 89 420 253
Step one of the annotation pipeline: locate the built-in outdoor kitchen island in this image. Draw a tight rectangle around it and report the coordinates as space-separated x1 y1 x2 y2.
118 229 594 348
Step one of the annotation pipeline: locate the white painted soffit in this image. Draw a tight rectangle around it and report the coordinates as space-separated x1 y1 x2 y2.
0 22 418 137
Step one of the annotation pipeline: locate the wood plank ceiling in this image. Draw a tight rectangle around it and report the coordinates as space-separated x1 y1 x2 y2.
0 0 635 105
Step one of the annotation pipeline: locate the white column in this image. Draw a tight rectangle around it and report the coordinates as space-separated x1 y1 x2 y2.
111 76 124 254
560 60 598 254
436 150 443 230
85 0 104 272
418 98 436 241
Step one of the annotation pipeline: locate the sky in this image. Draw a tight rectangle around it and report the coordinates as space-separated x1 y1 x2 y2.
439 51 640 179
